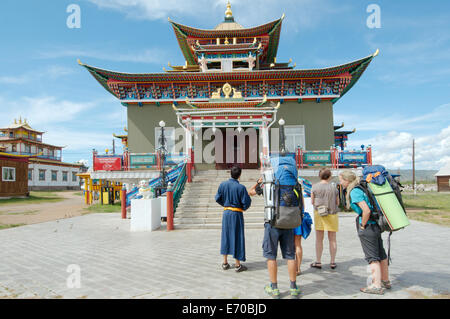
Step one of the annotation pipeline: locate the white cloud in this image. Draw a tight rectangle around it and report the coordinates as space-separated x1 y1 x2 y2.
38 48 168 64
86 0 347 31
0 66 74 85
347 126 450 170
335 103 450 133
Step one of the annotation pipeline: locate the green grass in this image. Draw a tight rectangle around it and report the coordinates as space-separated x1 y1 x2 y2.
83 203 121 214
403 192 450 211
0 192 64 206
403 192 450 227
0 223 25 230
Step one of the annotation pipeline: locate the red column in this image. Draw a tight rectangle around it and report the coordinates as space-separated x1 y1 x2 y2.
121 187 127 219
368 147 372 165
167 189 174 231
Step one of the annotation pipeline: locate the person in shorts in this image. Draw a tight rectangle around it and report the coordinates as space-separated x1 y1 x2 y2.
339 170 391 295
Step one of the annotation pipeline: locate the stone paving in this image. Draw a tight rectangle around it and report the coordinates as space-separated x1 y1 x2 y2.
0 212 449 299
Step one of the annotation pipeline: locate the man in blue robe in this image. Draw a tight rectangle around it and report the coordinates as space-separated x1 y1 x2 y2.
215 166 252 272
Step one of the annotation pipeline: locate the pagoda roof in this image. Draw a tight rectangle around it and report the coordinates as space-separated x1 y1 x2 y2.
1 120 44 134
168 15 283 65
334 129 356 136
79 50 378 104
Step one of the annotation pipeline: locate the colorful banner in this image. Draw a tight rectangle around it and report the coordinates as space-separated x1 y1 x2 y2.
94 156 122 171
129 154 157 169
339 152 367 163
303 152 331 164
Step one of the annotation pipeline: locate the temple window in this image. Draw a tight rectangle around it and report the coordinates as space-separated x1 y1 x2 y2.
51 170 58 181
232 60 249 70
62 171 68 182
2 167 16 182
72 172 77 182
284 125 306 151
39 169 46 181
155 127 176 154
28 169 33 181
207 61 222 70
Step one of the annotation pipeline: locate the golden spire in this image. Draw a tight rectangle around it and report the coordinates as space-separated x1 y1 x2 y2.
225 1 233 18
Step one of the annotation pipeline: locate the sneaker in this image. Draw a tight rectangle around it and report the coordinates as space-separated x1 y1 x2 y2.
222 263 230 270
264 285 280 299
290 287 301 299
235 264 247 272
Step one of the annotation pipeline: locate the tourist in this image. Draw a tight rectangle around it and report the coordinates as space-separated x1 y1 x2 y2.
215 166 252 272
310 168 339 270
338 170 391 295
249 156 301 299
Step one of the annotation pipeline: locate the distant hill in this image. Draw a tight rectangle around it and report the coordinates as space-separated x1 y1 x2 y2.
386 169 438 182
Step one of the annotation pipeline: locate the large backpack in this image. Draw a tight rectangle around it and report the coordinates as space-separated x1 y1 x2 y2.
270 156 304 229
354 166 410 264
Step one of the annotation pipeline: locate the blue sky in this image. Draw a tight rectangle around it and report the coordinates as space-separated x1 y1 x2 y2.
0 0 449 170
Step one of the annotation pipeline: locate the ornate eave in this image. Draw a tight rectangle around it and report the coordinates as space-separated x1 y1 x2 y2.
79 50 377 105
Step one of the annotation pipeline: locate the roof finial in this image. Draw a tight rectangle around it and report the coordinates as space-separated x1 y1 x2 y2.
225 1 233 18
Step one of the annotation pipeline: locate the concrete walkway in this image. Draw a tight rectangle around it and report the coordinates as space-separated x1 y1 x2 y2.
0 213 449 299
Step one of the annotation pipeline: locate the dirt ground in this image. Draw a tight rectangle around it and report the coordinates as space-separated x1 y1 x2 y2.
0 191 87 226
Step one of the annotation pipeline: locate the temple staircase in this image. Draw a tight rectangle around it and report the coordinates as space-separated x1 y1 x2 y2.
174 169 265 229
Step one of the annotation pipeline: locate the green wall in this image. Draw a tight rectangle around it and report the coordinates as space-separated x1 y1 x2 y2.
127 100 335 153
127 103 179 153
272 100 334 151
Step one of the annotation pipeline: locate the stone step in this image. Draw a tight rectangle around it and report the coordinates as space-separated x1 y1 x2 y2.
173 216 265 224
174 211 264 219
173 223 264 230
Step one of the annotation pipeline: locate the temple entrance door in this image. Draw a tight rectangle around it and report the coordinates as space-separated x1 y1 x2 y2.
215 128 260 170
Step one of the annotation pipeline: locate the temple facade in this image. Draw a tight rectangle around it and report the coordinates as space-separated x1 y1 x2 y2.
80 3 377 170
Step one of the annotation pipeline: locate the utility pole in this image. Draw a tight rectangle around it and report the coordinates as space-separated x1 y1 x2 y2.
412 139 416 195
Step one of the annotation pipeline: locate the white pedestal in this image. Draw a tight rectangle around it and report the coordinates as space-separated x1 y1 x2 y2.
130 198 161 232
159 196 167 218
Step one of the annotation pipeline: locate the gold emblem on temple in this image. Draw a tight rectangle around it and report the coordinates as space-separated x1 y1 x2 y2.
211 83 243 100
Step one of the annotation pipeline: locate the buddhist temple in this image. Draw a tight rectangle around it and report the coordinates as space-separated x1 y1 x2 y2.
0 118 82 190
80 2 377 170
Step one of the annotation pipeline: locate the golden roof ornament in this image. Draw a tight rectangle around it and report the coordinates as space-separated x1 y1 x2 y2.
225 1 233 18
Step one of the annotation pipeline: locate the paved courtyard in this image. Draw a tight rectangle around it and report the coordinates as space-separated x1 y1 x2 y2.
0 212 449 299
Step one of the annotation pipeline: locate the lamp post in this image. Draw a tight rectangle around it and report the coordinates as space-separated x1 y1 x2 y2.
278 118 286 155
156 121 168 197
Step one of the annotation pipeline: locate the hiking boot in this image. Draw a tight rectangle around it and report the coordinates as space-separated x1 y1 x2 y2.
264 285 280 299
235 264 247 272
222 263 230 270
290 287 302 299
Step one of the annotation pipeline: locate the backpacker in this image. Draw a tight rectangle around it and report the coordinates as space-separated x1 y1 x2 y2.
269 156 304 229
354 165 410 264
356 165 410 233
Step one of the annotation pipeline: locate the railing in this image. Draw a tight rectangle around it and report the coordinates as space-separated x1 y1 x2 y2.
93 150 187 171
295 146 372 169
172 162 187 213
6 152 61 161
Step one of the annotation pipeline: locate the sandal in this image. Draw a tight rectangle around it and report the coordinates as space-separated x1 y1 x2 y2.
382 280 391 289
330 263 337 269
360 286 384 295
296 270 301 276
310 262 322 269
222 263 230 270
